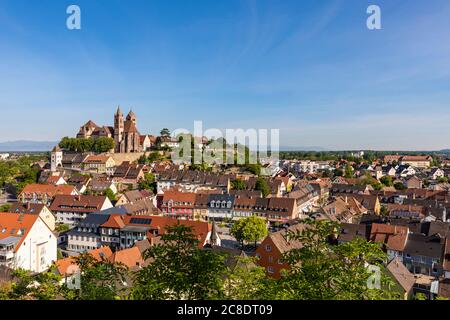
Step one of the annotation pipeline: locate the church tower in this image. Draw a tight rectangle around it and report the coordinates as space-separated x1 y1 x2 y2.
126 109 137 127
51 145 62 172
114 106 124 152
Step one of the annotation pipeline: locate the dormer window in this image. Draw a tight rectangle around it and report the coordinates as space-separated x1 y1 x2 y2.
210 200 215 208
227 201 232 208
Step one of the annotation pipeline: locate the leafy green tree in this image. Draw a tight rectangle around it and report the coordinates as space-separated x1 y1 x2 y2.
223 256 276 300
66 252 128 300
6 267 61 300
105 188 116 202
93 137 115 153
344 165 354 178
255 177 270 197
0 203 11 212
231 179 247 190
380 176 393 187
394 182 406 190
230 216 268 248
138 173 156 193
277 219 400 300
131 224 227 300
160 128 171 136
334 168 344 177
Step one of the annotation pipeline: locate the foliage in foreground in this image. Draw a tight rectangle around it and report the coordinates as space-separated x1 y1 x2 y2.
0 221 407 300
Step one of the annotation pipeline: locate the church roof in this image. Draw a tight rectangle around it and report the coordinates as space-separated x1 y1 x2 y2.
127 110 136 120
83 120 99 129
124 120 138 133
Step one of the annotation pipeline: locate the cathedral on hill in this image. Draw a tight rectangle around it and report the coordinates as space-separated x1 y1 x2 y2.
76 107 142 153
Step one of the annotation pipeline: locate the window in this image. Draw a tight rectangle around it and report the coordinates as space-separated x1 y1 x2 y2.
267 266 275 274
265 244 272 252
268 256 274 263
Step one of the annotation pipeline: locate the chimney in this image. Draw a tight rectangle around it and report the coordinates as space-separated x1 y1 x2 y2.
345 196 348 204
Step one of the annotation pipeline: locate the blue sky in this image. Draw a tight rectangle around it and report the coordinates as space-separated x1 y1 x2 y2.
1 0 450 150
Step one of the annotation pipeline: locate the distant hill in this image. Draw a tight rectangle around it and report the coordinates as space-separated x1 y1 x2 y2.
0 140 58 152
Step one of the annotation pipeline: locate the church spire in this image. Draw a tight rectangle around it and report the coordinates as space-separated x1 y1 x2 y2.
116 105 123 115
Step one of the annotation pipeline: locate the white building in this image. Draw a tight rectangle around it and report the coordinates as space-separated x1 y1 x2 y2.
51 145 63 172
0 213 57 273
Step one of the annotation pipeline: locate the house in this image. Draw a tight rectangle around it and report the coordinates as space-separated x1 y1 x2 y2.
115 190 153 206
112 162 146 187
89 177 118 195
405 176 422 189
83 155 116 175
369 223 409 261
50 195 113 225
157 170 232 194
386 257 416 300
66 214 112 252
99 215 215 250
403 233 445 276
255 223 306 279
55 246 113 288
254 198 298 222
232 191 259 219
159 135 180 149
338 223 368 243
140 135 152 151
67 175 91 194
430 168 445 181
334 194 381 214
330 183 372 195
207 194 236 220
287 184 320 214
161 190 197 220
399 156 432 169
61 153 89 171
396 165 416 178
0 212 57 273
383 165 397 177
383 155 402 164
9 202 56 231
321 196 368 223
45 175 67 186
19 184 78 205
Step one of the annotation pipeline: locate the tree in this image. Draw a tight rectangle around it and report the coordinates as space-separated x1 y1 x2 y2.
138 173 156 193
230 216 268 248
380 176 393 187
93 137 115 153
105 188 116 202
131 224 227 300
344 165 354 178
66 252 128 300
223 256 276 300
231 179 246 190
334 168 344 177
277 219 400 300
6 267 61 300
0 203 11 212
160 128 170 137
394 182 406 190
255 177 270 197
